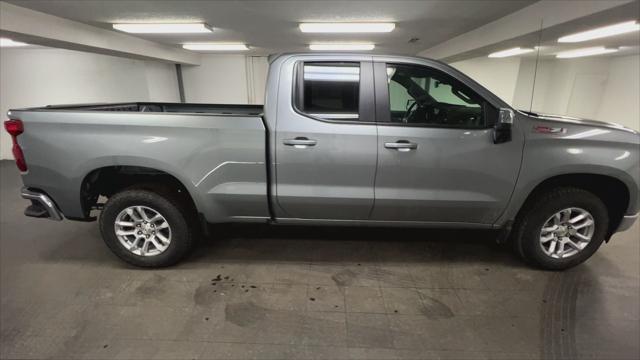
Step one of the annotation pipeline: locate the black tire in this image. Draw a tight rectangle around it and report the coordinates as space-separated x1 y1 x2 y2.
512 187 609 270
99 188 196 267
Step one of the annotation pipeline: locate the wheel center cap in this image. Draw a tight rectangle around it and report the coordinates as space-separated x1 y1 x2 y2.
556 226 568 236
142 223 153 234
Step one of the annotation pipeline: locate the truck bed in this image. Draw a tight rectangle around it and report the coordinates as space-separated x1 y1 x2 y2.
18 102 263 116
11 102 269 223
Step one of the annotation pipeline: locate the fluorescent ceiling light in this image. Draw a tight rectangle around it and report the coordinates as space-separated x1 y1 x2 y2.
183 43 249 51
0 38 29 47
309 43 375 51
556 46 618 58
304 65 360 82
488 47 534 58
113 23 212 33
558 21 639 43
300 23 395 33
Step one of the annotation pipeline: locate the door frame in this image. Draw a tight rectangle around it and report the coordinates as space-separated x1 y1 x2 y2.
369 58 523 225
272 55 379 220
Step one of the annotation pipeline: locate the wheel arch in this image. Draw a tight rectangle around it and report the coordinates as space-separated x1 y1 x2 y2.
80 165 200 220
513 173 630 239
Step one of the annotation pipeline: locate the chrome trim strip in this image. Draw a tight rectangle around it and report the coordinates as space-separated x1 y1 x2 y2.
308 113 359 120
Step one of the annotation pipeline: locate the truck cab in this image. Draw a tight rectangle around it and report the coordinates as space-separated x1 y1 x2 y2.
267 54 522 226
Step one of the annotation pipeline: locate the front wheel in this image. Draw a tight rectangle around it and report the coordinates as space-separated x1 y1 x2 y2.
513 187 609 270
99 189 195 267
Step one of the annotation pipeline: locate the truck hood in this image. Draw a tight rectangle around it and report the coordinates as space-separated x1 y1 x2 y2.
518 110 638 135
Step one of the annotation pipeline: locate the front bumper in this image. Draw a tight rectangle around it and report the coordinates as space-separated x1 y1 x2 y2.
616 212 639 233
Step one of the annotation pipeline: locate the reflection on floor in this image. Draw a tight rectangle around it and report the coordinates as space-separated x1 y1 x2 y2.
1 161 638 359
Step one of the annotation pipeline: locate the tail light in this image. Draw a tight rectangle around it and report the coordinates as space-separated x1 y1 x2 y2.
4 119 27 172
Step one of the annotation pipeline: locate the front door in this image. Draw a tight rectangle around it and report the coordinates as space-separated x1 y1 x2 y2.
275 59 377 220
371 62 523 224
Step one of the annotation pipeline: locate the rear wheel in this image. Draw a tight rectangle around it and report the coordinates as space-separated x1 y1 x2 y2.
513 187 608 270
99 189 195 267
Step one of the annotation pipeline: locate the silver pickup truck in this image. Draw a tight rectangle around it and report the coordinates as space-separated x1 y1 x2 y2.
6 53 639 270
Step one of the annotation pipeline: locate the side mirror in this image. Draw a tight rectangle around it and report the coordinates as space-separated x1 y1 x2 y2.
493 108 514 144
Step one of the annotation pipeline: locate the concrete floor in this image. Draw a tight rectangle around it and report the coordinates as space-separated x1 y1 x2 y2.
1 160 639 360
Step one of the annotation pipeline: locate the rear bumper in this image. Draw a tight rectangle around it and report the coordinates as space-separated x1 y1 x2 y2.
616 212 639 233
21 187 64 221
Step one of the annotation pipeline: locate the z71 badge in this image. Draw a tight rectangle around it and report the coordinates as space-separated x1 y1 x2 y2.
533 125 567 134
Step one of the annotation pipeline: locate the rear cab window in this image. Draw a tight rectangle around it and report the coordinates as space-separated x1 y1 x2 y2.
295 62 361 121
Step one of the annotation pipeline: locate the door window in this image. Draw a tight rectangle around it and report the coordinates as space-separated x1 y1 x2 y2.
386 64 489 128
296 62 360 121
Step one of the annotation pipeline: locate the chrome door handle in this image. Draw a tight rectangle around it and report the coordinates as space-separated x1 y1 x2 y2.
385 141 417 151
283 137 317 147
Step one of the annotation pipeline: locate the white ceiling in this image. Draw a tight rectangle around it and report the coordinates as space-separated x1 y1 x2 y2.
5 0 536 55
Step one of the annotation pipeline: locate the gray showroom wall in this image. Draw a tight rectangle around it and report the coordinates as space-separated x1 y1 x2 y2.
181 54 268 105
451 54 640 131
0 47 180 159
0 48 268 160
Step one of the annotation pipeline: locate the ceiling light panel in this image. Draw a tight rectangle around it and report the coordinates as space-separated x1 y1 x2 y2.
558 21 639 43
304 65 360 82
309 43 375 51
488 47 534 58
183 43 249 51
0 38 29 47
113 23 212 33
556 47 618 58
300 23 395 33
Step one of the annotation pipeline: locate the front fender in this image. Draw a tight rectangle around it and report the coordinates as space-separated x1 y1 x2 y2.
496 120 640 226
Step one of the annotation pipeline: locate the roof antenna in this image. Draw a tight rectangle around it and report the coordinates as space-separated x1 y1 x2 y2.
529 19 544 113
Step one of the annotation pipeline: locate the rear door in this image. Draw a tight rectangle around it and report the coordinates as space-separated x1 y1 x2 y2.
371 61 523 224
274 57 377 220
